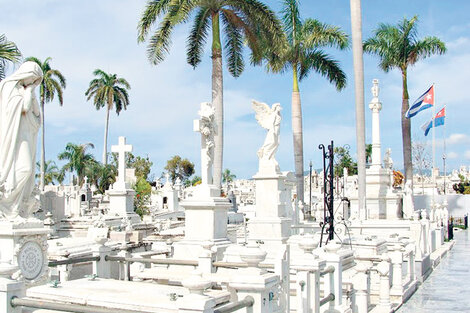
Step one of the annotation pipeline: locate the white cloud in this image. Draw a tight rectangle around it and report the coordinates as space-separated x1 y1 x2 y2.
447 151 458 159
465 151 470 159
447 133 470 145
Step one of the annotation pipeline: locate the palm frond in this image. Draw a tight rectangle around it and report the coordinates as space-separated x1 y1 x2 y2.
280 0 301 45
409 36 446 65
187 7 211 68
299 49 346 90
301 19 349 50
221 10 244 77
138 0 173 42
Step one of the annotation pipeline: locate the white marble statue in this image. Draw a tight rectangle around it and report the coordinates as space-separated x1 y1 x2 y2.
252 100 281 162
0 61 43 219
403 180 414 218
194 102 216 185
384 148 393 169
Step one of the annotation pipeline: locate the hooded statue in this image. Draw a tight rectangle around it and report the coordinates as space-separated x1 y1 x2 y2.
0 61 43 219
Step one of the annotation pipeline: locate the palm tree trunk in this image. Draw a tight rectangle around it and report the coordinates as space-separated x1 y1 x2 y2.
212 12 223 191
401 70 412 185
40 97 45 191
103 105 110 165
350 0 367 219
292 66 304 204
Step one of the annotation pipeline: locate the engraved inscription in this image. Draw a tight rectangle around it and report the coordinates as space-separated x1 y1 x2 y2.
18 241 44 280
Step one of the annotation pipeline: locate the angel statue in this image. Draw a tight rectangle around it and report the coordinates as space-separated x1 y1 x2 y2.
194 102 216 185
252 100 281 171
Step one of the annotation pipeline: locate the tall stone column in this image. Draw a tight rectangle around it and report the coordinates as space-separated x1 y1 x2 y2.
369 79 382 170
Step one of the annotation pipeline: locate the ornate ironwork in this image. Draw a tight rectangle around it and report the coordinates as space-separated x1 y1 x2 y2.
319 141 334 246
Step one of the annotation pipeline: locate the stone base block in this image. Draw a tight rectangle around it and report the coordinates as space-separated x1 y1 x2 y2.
0 219 50 285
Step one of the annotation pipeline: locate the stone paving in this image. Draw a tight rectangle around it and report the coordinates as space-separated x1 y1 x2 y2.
398 229 470 313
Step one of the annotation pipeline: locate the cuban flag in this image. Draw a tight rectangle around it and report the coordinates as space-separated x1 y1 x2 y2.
405 85 434 118
421 107 445 136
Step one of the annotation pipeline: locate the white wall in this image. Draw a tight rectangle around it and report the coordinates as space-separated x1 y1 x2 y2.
413 194 470 217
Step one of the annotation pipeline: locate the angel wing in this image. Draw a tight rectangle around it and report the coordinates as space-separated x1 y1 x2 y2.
252 100 272 130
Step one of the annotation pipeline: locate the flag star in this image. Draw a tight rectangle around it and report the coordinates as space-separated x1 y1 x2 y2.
426 94 432 101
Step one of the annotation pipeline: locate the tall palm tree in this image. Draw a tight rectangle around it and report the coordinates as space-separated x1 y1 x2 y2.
349 0 366 219
364 16 446 184
265 0 348 203
25 57 66 191
58 143 96 186
0 34 21 80
85 69 130 165
137 0 284 189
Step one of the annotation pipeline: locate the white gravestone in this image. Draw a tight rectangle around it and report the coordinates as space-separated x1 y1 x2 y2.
111 136 132 190
106 137 140 223
175 103 231 260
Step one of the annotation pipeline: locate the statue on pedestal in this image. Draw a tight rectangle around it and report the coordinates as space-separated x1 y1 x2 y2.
0 61 43 219
194 102 216 185
252 100 281 171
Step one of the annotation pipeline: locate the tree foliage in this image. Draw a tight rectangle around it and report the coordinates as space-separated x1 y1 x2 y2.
35 160 64 185
222 169 236 183
0 34 21 80
58 143 96 186
134 176 152 217
137 0 284 76
111 152 153 180
85 162 117 194
334 146 357 178
164 155 195 184
265 1 348 89
85 69 130 114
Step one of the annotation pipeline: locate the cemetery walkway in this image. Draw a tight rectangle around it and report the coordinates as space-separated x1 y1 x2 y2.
397 229 469 313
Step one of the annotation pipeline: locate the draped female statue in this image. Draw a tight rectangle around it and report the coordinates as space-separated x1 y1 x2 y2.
0 61 43 219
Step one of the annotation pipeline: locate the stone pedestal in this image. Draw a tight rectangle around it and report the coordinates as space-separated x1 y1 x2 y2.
107 188 141 224
173 184 231 260
0 219 49 285
248 171 293 245
365 167 401 220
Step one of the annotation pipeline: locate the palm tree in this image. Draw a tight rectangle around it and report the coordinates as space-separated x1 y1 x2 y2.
364 16 446 184
349 0 366 218
137 0 284 189
222 169 236 183
265 0 348 203
25 57 66 191
58 143 96 186
0 34 21 80
85 69 130 165
35 160 64 185
85 162 117 194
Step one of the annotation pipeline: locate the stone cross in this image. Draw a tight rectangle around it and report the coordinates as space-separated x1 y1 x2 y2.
111 136 133 189
369 79 382 169
193 102 215 185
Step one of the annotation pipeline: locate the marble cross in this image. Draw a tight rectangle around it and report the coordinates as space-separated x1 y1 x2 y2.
111 136 133 188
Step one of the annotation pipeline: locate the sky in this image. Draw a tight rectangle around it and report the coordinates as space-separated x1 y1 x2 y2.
1 0 470 180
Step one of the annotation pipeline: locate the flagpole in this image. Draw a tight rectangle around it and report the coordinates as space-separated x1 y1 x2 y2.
432 84 436 210
443 104 447 195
